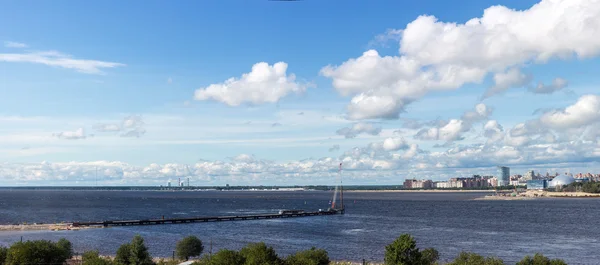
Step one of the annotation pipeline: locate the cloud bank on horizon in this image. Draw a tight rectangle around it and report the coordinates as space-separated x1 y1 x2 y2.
1 0 600 185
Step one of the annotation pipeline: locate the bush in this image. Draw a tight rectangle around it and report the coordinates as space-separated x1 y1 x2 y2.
447 252 504 265
4 239 73 265
57 238 74 261
207 249 246 265
115 235 154 265
240 242 282 265
83 250 114 265
420 248 439 265
516 253 567 265
384 234 438 265
285 247 330 265
176 236 204 261
0 246 7 265
115 243 132 265
129 235 154 265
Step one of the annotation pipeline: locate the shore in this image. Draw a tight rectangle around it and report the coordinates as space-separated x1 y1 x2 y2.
346 189 496 193
0 223 100 232
476 190 600 200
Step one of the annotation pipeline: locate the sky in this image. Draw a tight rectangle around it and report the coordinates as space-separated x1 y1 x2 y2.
1 0 600 186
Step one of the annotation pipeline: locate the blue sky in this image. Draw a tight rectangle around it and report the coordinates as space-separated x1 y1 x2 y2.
1 0 600 186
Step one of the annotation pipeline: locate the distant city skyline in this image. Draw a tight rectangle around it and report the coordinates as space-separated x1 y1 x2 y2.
2 0 600 185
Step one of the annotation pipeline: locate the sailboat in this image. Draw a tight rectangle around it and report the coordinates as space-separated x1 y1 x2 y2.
328 163 345 214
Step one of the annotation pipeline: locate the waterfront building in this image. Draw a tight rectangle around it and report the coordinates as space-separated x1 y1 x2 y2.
403 179 433 189
487 177 498 187
548 175 575 189
497 166 510 186
527 180 547 190
523 170 535 181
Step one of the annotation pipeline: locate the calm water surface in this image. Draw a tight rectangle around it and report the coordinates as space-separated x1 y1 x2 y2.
0 190 598 264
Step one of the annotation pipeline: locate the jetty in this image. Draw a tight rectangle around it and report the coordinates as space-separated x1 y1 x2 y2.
71 163 348 229
72 209 343 228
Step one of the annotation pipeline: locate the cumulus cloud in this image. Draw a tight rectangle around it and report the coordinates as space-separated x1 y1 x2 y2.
194 62 310 106
336 122 382 138
539 94 600 129
321 0 600 119
53 128 86 140
4 41 27 48
368 29 404 47
529 78 569 94
93 115 146 138
328 144 340 152
0 50 124 74
415 103 492 142
483 68 532 99
93 124 121 132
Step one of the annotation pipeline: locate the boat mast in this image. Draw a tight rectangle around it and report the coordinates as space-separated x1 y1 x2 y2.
339 163 344 213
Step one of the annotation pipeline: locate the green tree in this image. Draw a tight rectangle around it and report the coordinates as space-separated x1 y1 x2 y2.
115 243 132 265
285 247 330 265
516 253 567 265
176 236 204 261
4 240 71 265
0 246 7 265
384 234 423 265
57 238 74 261
240 242 282 265
129 235 154 265
206 249 246 265
83 250 114 265
447 252 504 265
420 248 439 265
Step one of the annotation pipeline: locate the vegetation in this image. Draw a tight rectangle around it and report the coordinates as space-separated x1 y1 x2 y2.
384 234 438 265
0 246 6 265
447 252 504 265
0 234 574 265
176 236 204 261
114 242 132 265
564 182 600 193
239 242 283 265
285 247 330 265
82 250 114 265
4 238 73 265
516 253 567 265
194 249 246 265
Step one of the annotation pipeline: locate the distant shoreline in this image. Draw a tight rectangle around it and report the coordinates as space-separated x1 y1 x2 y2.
345 189 497 193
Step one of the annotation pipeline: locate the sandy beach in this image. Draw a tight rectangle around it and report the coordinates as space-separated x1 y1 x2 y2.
0 223 99 232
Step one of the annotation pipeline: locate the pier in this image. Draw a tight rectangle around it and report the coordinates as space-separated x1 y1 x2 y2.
72 210 343 228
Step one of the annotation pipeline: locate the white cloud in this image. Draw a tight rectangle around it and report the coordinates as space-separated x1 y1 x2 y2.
93 115 146 138
368 29 404 47
93 124 121 132
4 41 27 48
321 0 600 119
328 144 340 152
194 62 310 106
53 128 86 140
484 68 531 99
382 137 409 151
540 94 600 129
415 103 492 142
0 50 124 74
483 120 505 144
167 77 173 84
336 122 382 138
529 78 569 94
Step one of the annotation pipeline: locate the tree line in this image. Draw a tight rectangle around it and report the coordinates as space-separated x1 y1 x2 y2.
0 234 568 265
563 182 600 193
